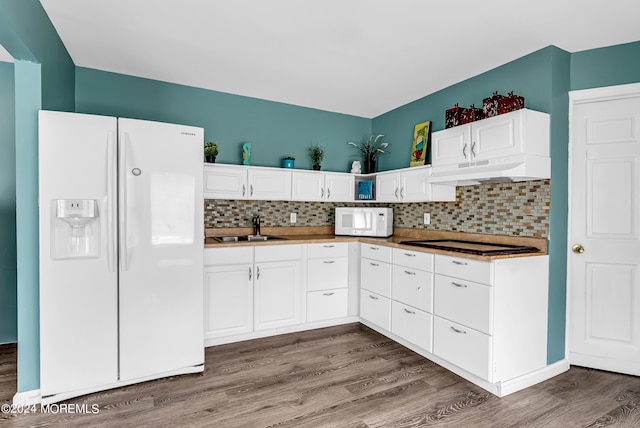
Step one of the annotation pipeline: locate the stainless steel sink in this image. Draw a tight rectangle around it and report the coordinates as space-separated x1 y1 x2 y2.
213 235 287 243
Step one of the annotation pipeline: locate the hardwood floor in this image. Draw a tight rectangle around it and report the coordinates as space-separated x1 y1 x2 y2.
2 323 640 427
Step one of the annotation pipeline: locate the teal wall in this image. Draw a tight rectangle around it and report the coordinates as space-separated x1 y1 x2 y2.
0 0 75 392
372 46 571 363
75 68 371 172
571 41 640 91
0 61 16 344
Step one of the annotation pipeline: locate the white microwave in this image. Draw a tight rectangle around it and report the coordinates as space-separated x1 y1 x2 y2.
335 207 393 237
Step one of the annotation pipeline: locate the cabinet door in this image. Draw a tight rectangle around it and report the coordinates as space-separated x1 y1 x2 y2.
254 260 302 330
204 165 247 199
400 168 430 201
392 301 433 352
392 266 433 313
361 258 392 297
291 171 324 201
360 290 391 331
307 289 348 322
471 112 520 161
308 257 349 291
247 168 292 200
325 173 355 202
204 264 253 339
431 125 470 167
376 173 401 202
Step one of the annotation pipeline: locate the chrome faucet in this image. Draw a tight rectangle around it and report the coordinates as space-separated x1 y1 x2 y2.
252 214 261 236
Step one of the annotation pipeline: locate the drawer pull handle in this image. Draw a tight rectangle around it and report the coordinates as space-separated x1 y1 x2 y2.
323 292 335 296
403 308 415 314
370 262 379 266
369 294 379 300
404 270 416 275
452 260 468 266
323 245 335 248
451 282 468 288
417 286 422 291
370 247 379 250
249 267 252 280
323 260 335 264
404 253 416 257
256 266 260 280
450 326 467 334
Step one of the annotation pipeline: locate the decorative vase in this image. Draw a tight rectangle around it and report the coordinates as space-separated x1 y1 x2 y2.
282 159 295 168
364 157 376 174
205 155 216 163
312 164 321 171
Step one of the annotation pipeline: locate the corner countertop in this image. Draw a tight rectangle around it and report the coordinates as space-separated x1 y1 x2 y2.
204 226 548 261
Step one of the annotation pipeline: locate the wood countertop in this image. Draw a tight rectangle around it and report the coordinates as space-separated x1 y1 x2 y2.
204 226 547 261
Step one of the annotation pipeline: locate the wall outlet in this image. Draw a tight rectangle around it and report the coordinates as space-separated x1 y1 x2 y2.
290 212 297 223
423 213 431 225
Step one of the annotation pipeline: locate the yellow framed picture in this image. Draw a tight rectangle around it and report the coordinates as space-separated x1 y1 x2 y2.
410 120 431 167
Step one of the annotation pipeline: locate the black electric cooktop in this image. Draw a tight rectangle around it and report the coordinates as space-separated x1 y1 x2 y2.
399 239 540 256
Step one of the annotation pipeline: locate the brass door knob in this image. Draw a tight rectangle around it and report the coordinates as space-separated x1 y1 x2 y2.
572 244 585 254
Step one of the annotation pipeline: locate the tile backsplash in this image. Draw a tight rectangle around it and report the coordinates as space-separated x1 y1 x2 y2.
205 179 550 238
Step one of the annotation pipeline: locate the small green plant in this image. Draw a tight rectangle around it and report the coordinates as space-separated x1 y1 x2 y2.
308 145 325 167
204 141 219 157
347 134 389 160
283 156 296 160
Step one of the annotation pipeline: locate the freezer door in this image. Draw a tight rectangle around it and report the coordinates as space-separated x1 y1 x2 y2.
118 118 204 381
38 111 119 397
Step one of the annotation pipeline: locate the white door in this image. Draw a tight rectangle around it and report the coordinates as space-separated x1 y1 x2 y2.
291 171 324 201
118 118 204 381
204 264 254 339
568 83 640 375
254 260 302 330
325 173 355 202
38 111 119 397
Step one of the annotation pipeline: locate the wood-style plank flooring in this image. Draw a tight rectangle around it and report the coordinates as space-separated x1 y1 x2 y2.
2 323 640 427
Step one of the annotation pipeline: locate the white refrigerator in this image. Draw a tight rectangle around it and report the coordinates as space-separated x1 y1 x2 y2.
38 110 204 404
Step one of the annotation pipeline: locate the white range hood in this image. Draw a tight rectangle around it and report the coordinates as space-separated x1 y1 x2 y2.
429 154 550 186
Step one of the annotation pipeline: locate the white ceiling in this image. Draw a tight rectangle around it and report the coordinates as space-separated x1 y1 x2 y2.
40 0 640 118
0 44 13 63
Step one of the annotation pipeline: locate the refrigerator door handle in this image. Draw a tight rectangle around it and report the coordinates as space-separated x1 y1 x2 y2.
119 131 130 272
107 131 117 273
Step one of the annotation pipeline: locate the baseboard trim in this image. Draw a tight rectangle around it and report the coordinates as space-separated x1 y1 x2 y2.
13 389 41 405
498 358 570 397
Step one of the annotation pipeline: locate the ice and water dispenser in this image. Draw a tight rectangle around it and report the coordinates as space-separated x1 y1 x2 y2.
50 199 101 259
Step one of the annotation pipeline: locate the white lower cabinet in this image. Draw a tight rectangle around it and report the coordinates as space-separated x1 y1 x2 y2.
360 289 391 331
306 243 349 322
307 289 348 322
433 316 491 380
391 301 432 352
254 245 303 330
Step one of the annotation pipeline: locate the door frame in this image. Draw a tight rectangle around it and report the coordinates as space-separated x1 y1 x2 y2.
566 81 640 363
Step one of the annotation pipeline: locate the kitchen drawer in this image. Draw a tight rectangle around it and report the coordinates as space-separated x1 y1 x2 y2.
307 288 348 322
204 246 253 266
433 316 491 381
255 244 302 262
361 258 392 297
392 265 433 313
307 242 348 259
434 274 492 334
308 257 348 291
393 248 434 272
391 301 432 352
361 243 392 263
435 254 492 284
360 290 391 331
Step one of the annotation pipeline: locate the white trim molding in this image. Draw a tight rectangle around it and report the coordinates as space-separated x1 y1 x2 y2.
13 389 41 406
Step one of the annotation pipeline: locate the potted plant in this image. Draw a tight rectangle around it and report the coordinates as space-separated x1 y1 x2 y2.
282 156 295 168
347 134 389 174
204 141 219 163
308 145 324 170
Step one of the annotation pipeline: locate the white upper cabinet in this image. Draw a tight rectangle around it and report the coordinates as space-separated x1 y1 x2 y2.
291 171 355 202
431 108 550 170
376 167 456 202
204 164 291 200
